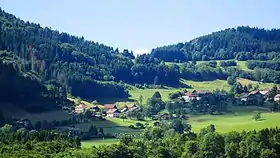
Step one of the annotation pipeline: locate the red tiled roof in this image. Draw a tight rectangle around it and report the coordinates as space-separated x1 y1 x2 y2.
104 104 116 109
106 108 119 114
249 90 260 95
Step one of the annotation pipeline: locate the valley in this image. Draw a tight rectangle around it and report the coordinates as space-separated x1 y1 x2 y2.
1 5 280 157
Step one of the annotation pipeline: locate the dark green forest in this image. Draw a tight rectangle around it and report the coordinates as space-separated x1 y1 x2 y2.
150 26 280 62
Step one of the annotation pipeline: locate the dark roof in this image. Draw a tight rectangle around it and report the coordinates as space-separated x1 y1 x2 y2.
185 92 198 97
192 90 211 95
89 105 99 109
240 93 249 98
104 104 116 109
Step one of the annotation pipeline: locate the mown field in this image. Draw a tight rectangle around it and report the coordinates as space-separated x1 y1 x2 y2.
82 138 120 147
121 78 275 107
82 107 280 147
189 106 280 133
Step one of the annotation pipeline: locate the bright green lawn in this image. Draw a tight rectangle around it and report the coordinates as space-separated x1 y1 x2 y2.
182 79 230 91
82 138 120 147
189 106 280 133
237 78 276 89
71 117 149 135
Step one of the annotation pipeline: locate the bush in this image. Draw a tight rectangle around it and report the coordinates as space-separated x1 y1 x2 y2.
135 122 145 129
128 125 136 129
253 111 261 121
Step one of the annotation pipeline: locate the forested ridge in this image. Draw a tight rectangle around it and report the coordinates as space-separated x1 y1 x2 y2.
0 8 185 101
1 7 280 103
151 27 280 62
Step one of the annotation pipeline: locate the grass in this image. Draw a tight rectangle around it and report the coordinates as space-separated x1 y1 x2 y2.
169 60 251 71
182 79 231 91
22 110 72 124
81 106 280 147
70 117 149 137
189 106 280 133
82 138 120 147
237 78 276 89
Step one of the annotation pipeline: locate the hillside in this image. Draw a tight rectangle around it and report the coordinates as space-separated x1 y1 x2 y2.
0 52 70 124
0 8 183 101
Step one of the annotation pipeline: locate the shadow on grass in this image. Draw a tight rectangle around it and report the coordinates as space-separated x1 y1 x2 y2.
256 118 266 121
97 98 136 104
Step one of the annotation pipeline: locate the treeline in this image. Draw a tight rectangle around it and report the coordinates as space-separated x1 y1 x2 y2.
220 60 237 67
37 124 280 158
0 124 81 158
247 60 280 71
0 54 67 113
150 26 280 62
180 62 228 81
226 66 280 84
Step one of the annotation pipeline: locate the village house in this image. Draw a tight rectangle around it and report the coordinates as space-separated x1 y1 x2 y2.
120 104 137 113
182 90 212 102
240 90 264 106
240 93 249 102
274 94 280 102
104 104 117 110
75 104 86 113
106 108 120 117
259 88 270 96
182 93 200 102
191 90 211 96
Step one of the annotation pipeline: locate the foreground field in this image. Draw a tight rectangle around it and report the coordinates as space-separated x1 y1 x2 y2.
82 138 120 147
82 106 280 147
189 106 279 133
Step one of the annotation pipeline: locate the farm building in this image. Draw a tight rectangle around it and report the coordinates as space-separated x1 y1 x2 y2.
182 90 211 102
106 108 120 117
259 88 270 95
274 94 280 102
104 104 117 110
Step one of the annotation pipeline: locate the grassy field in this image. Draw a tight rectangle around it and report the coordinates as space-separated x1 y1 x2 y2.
81 106 280 147
189 106 279 133
182 79 231 91
237 78 275 89
82 138 120 147
169 60 250 71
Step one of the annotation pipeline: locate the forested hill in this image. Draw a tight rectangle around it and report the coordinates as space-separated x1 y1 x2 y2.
151 27 280 62
0 8 183 100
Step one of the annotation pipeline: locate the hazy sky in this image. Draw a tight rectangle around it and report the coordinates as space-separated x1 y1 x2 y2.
1 0 280 54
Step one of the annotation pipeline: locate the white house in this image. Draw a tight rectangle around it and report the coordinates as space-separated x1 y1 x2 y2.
182 93 200 102
274 94 280 102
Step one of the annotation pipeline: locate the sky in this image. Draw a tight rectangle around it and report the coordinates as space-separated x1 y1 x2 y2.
1 0 280 55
